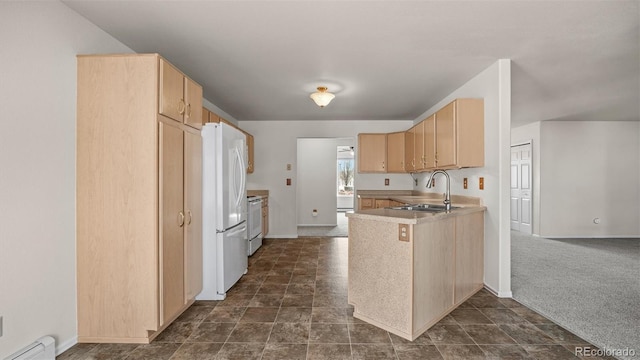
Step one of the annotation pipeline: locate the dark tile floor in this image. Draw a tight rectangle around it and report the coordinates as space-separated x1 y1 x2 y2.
58 238 614 360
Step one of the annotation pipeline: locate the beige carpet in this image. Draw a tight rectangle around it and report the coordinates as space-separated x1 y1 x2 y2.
511 231 640 360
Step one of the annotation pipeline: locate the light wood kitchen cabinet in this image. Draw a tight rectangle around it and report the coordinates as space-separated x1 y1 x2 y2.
405 122 426 172
359 197 374 210
77 54 202 343
262 197 269 236
433 99 484 169
414 121 426 171
160 59 202 129
386 132 405 173
454 211 484 304
375 199 390 209
358 133 387 173
403 99 484 172
359 198 405 210
246 133 255 174
184 130 203 303
404 130 415 172
423 115 436 169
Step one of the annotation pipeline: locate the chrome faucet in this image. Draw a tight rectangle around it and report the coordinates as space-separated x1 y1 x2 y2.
426 170 451 211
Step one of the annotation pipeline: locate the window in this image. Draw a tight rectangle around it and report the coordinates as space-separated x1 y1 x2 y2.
337 159 354 195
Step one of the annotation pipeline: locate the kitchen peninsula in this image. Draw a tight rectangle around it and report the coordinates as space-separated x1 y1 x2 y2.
347 192 485 341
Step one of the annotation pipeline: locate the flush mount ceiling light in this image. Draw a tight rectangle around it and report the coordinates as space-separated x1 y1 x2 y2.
310 86 335 107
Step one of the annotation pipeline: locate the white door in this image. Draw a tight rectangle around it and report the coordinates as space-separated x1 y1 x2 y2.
510 143 533 234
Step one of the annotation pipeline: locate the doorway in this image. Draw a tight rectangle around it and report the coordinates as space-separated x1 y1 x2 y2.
296 138 353 237
510 142 533 234
337 145 355 212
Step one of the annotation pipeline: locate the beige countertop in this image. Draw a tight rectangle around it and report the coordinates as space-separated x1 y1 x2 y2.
346 206 485 225
349 190 485 224
247 190 269 198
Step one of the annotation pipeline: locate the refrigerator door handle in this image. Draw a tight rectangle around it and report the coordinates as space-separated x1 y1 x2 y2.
233 146 245 209
224 223 247 237
217 220 247 234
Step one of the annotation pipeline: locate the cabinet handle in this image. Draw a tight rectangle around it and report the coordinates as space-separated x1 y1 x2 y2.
178 211 185 227
411 159 415 167
186 103 192 118
187 210 192 225
178 99 186 115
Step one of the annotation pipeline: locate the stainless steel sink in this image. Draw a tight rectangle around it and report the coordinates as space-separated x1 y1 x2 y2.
387 204 459 212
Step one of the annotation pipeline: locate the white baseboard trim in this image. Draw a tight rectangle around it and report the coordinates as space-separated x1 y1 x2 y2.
264 234 298 239
56 335 78 356
483 284 513 298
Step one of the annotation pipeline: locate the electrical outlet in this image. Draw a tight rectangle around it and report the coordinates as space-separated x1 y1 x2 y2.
384 178 389 186
286 178 291 186
479 177 484 190
398 224 410 242
431 178 436 187
286 163 291 170
463 178 468 189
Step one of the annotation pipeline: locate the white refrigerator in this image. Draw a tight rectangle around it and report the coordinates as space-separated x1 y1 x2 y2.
197 122 248 300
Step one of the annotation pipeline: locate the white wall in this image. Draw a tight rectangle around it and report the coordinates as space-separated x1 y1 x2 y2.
539 121 640 237
0 2 133 357
239 120 415 238
297 138 338 225
409 60 512 297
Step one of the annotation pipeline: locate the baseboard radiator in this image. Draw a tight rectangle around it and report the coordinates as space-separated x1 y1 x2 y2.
4 336 55 360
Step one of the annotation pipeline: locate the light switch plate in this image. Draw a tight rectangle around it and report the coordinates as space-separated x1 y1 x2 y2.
286 164 291 170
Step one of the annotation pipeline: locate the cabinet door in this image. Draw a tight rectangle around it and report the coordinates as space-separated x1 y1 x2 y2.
359 198 374 210
404 129 415 172
184 130 203 302
424 115 436 169
246 133 255 174
436 101 456 168
202 107 210 125
358 134 387 173
374 199 390 209
454 212 484 303
414 121 426 171
160 122 185 325
386 132 405 173
184 77 202 129
159 60 185 122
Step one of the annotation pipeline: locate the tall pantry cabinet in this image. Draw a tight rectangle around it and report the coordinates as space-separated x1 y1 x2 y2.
76 54 203 343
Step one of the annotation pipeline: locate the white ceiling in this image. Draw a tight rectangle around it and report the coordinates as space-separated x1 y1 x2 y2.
62 1 639 126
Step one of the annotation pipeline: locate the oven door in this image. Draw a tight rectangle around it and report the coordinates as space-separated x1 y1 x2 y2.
248 199 263 240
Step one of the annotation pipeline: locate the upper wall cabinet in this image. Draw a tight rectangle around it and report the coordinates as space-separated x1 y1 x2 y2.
432 99 484 169
358 133 387 173
160 59 202 129
404 98 484 173
386 132 405 173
